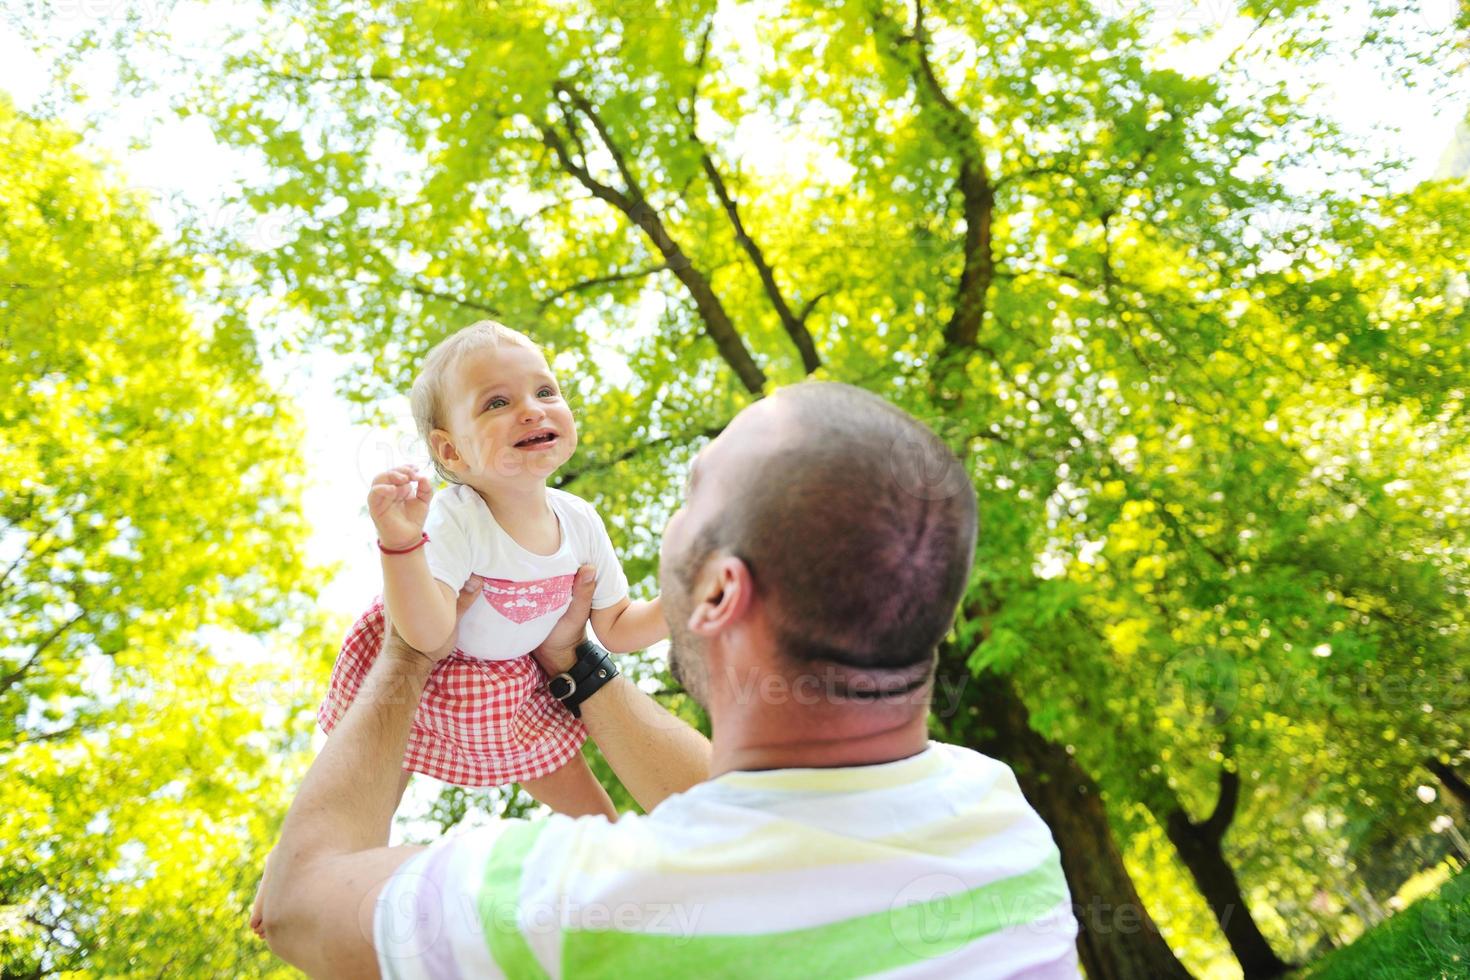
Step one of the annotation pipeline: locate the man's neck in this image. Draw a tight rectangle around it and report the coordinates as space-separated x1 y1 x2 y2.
708 710 930 778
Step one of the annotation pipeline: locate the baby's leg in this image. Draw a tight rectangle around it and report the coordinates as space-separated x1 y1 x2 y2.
520 753 617 820
251 768 414 937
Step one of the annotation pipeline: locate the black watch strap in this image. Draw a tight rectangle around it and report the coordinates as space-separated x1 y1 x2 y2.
549 639 619 718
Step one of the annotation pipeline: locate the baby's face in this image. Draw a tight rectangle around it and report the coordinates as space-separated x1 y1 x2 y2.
435 341 577 486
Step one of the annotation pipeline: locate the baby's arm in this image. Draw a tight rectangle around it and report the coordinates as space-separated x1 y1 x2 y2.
369 466 457 653
381 551 457 653
590 596 667 654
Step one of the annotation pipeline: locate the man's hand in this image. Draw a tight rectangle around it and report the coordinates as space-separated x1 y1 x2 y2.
383 574 484 670
527 562 711 813
532 564 597 676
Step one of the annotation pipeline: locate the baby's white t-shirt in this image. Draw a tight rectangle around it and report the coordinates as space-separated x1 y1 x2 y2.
421 485 630 661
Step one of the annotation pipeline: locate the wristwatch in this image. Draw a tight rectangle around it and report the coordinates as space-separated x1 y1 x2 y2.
547 639 619 718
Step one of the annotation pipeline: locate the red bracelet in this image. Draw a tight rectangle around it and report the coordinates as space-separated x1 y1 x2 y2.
378 532 429 555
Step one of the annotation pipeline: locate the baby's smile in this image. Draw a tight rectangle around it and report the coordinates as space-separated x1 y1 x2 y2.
514 428 560 449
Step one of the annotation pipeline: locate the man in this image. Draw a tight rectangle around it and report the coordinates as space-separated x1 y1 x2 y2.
259 382 1080 977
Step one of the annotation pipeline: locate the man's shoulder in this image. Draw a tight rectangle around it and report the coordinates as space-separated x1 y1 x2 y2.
925 741 1044 809
384 813 628 905
412 810 637 865
379 769 1080 978
928 740 1020 779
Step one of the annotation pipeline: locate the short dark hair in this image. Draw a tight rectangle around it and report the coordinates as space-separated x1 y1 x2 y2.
689 382 977 670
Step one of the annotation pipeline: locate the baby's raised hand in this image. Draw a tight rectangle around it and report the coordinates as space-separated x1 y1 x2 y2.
368 465 433 550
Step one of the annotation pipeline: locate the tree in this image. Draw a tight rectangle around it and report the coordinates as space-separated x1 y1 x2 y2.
0 96 327 976
63 0 1470 974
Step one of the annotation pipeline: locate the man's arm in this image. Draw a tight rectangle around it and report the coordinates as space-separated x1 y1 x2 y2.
259 580 482 978
539 569 710 811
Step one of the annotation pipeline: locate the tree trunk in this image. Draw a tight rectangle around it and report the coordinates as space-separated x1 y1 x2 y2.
1160 770 1293 978
1427 758 1470 809
955 673 1195 980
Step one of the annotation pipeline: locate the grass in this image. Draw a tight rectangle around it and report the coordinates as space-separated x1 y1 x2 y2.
1301 867 1470 979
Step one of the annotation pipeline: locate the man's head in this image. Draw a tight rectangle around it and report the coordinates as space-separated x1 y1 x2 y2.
660 382 977 716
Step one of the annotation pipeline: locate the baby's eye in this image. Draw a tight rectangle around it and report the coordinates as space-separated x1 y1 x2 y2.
485 397 508 411
538 386 556 398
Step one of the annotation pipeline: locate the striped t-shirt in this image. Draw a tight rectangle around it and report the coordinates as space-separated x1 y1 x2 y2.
375 741 1080 978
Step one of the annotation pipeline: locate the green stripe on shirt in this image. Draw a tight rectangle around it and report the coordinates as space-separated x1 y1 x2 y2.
559 856 1070 978
479 821 551 979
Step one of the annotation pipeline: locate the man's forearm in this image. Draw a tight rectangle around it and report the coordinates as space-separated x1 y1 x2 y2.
578 673 711 811
270 645 430 866
534 567 707 810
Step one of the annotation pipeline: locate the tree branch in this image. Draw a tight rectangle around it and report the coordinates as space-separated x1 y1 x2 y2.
559 84 648 201
680 22 821 376
1428 758 1470 808
554 422 729 489
3 724 79 750
993 163 1081 191
1200 767 1241 842
1 612 86 697
551 87 595 177
405 283 505 319
538 86 767 394
699 149 822 374
686 16 716 117
0 542 37 598
253 67 434 86
512 194 594 233
797 290 830 327
870 0 996 357
537 265 670 310
538 120 633 211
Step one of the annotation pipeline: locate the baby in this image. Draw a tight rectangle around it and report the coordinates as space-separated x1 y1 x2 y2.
320 320 667 817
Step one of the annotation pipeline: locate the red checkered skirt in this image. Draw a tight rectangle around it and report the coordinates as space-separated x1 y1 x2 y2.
317 598 588 787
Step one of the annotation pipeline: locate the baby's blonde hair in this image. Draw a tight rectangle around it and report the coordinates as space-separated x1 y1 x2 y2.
411 320 541 484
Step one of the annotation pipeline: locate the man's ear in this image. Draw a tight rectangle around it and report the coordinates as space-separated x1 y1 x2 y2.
686 555 754 637
428 429 465 475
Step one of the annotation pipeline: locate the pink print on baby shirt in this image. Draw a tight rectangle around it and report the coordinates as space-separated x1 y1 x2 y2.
480 574 577 625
